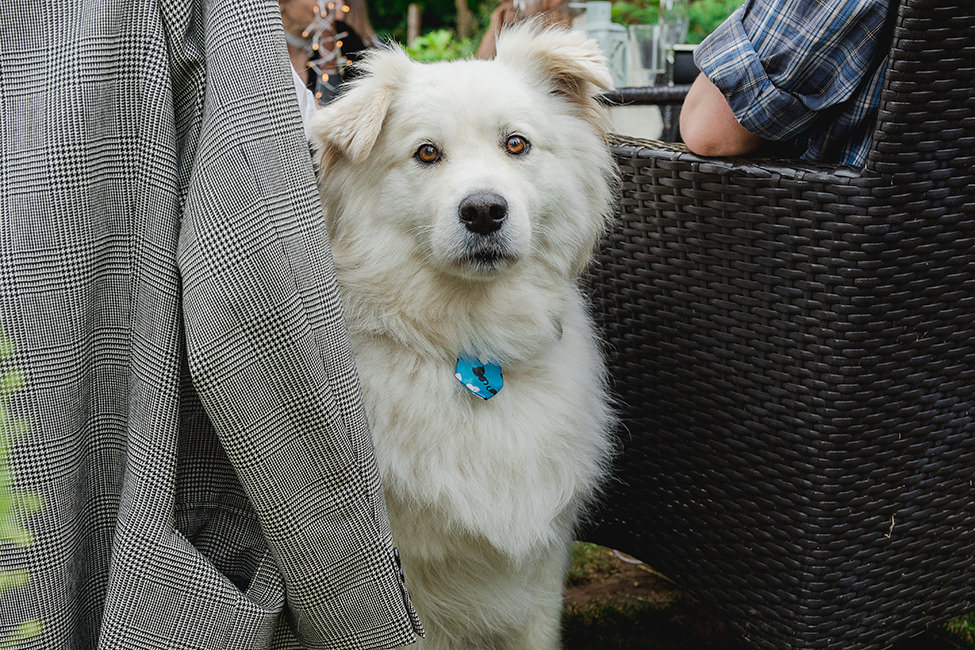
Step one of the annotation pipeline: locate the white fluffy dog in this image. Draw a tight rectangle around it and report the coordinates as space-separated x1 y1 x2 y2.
308 24 617 650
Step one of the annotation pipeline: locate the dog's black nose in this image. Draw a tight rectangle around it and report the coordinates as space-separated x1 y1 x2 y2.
459 192 507 235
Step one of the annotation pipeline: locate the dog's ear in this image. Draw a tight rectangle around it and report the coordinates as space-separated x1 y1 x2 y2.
495 23 613 127
307 47 412 174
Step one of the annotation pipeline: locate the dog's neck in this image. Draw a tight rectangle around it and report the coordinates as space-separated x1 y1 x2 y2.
335 257 573 366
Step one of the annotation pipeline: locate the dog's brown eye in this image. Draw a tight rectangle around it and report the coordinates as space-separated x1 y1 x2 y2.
504 135 529 156
415 144 441 164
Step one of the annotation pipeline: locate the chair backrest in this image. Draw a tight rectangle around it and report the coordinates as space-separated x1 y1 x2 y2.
582 1 975 648
867 0 975 179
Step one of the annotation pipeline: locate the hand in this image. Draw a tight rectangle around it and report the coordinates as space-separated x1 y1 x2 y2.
476 0 516 59
490 0 517 32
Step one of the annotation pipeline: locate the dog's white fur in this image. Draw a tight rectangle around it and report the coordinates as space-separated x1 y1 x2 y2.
309 24 617 650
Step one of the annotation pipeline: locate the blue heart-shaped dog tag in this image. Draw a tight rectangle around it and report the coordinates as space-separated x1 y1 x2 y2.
455 357 503 400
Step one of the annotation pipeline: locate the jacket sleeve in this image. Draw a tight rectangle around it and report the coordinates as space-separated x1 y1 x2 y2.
171 0 422 647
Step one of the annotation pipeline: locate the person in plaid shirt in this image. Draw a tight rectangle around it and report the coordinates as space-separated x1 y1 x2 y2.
680 0 896 166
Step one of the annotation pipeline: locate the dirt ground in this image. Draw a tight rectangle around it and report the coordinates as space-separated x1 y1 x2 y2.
564 549 679 610
562 546 751 650
562 546 970 650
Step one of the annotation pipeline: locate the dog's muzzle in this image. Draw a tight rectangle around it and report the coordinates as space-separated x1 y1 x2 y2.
459 192 507 235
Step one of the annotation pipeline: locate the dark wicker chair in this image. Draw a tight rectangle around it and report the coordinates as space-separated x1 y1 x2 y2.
582 1 975 649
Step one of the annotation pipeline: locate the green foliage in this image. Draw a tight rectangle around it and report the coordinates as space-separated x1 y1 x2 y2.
405 28 476 61
0 352 33 548
372 0 463 42
612 0 659 27
947 612 975 646
370 0 740 45
610 0 744 45
686 0 744 44
0 620 43 649
0 337 42 646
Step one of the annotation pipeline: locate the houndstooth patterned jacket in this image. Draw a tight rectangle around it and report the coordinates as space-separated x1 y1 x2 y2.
0 0 422 647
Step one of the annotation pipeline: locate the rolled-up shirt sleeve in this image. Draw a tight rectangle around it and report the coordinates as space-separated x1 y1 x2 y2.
694 0 892 143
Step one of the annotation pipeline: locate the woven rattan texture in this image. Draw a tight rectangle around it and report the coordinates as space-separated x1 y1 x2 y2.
582 1 975 649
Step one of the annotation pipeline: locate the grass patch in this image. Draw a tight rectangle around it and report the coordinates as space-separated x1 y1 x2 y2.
946 612 975 647
564 543 975 649
567 542 615 585
563 596 752 650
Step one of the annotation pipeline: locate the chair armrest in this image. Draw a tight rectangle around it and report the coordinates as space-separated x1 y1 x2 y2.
600 85 692 107
607 133 863 181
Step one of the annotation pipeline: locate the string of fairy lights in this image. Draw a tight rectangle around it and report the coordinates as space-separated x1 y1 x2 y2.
302 0 352 101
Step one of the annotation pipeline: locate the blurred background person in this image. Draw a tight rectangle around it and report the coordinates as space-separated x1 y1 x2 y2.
280 0 330 125
280 0 383 109
335 0 385 81
280 0 330 82
475 0 574 59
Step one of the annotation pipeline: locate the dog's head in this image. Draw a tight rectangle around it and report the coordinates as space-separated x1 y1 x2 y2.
308 23 616 282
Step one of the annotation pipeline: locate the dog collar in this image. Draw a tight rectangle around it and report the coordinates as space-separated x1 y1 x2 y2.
455 357 503 400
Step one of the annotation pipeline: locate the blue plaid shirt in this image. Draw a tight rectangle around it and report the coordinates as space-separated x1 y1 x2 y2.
694 0 894 166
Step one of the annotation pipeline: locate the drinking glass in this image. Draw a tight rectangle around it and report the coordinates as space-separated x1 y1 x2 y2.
628 24 665 86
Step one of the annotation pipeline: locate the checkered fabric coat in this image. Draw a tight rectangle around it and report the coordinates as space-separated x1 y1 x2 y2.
0 0 422 647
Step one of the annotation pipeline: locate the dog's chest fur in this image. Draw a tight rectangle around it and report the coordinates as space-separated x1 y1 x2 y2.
348 292 611 562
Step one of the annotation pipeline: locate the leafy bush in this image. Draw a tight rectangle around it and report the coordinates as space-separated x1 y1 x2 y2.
372 0 461 40
610 0 744 45
405 28 476 61
373 0 493 46
687 0 744 44
0 337 42 645
612 0 659 26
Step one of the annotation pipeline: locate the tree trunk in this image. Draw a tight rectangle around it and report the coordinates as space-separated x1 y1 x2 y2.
455 0 473 40
407 3 423 46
